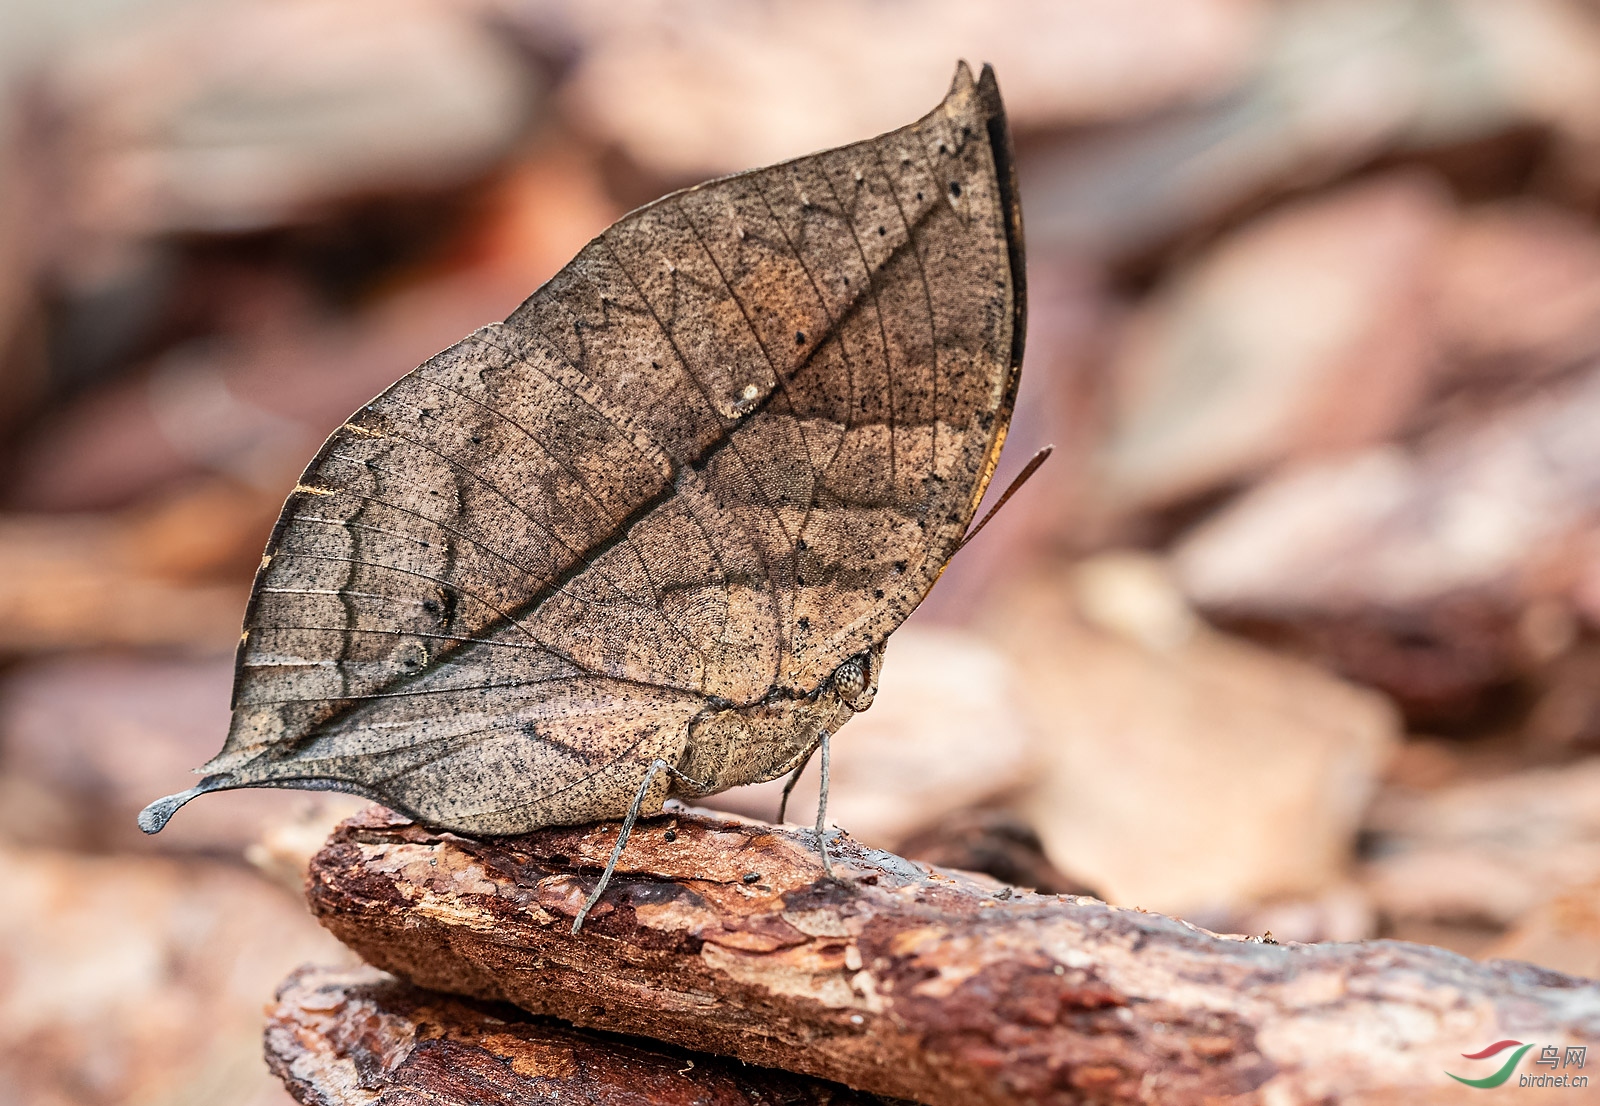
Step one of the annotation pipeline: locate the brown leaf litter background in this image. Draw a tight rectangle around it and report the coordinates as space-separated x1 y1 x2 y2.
4 1 1600 1103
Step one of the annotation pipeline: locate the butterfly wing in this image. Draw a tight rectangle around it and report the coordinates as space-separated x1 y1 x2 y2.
712 61 1024 687
142 62 1022 835
502 59 1022 694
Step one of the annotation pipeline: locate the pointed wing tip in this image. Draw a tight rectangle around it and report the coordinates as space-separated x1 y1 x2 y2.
976 62 1003 116
946 61 1004 123
946 60 998 85
137 795 182 834
947 60 981 96
137 774 235 833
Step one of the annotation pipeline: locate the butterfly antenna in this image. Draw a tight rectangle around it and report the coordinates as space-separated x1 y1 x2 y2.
955 444 1053 553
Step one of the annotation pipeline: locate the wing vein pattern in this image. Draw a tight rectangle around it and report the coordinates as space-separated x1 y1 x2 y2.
198 63 1021 834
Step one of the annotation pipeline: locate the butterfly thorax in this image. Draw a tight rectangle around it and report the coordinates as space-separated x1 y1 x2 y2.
672 644 883 797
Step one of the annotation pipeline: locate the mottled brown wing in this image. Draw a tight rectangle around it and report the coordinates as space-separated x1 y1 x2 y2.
141 62 1023 835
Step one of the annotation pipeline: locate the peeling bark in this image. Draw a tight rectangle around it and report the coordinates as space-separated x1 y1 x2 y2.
307 807 1600 1105
266 964 893 1105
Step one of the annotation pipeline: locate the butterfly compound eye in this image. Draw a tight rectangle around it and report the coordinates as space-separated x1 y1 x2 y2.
831 657 868 706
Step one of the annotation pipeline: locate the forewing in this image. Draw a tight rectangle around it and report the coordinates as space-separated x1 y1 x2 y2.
503 60 1022 690
738 63 1023 684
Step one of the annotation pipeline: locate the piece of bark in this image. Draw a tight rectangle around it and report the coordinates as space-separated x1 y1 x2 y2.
1098 174 1450 514
0 842 353 1106
267 964 896 1105
308 807 1600 1106
978 556 1398 922
1360 757 1600 930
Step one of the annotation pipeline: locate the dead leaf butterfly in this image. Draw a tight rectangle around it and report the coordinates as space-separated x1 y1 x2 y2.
142 61 1027 931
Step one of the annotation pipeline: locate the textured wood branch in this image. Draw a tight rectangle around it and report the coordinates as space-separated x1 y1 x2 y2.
266 964 895 1105
308 807 1600 1106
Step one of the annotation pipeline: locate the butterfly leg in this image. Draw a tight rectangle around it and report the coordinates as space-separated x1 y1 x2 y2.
775 736 822 824
815 730 833 877
572 758 705 934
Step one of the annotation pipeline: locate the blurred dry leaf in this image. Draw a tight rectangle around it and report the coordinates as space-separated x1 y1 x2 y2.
1170 362 1600 719
1024 0 1600 260
1486 877 1600 979
0 844 353 1106
1230 882 1377 945
15 331 326 510
983 555 1398 921
0 651 366 853
12 144 621 512
707 626 1037 849
1071 551 1199 651
245 798 373 892
0 127 45 438
1523 635 1600 754
1362 758 1600 928
1175 366 1600 618
46 0 536 261
1434 200 1600 393
1099 174 1450 514
0 484 270 653
550 0 1264 176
